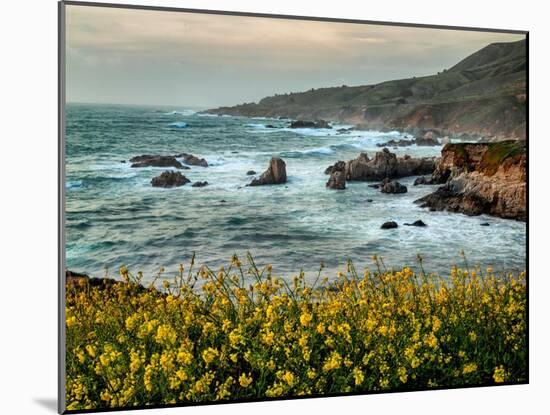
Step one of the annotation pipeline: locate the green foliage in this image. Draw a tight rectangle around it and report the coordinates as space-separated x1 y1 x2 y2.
481 141 526 175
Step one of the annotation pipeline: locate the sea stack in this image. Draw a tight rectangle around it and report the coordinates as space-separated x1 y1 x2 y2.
249 158 287 186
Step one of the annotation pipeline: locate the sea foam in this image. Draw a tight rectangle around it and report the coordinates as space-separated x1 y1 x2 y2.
169 121 188 128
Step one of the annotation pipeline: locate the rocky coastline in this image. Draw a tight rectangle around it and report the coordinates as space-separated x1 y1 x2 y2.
321 142 525 221
205 39 526 142
414 141 526 221
325 148 436 182
131 142 525 222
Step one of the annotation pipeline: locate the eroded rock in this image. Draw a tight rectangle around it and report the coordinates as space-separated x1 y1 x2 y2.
176 153 208 167
415 141 526 220
380 180 407 194
130 155 184 169
249 157 287 186
327 149 435 182
151 171 190 188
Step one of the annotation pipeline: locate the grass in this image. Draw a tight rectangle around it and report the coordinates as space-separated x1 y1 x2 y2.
480 141 526 175
65 254 526 411
441 141 526 176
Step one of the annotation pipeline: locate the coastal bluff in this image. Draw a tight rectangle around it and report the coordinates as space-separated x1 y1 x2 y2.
415 141 526 221
205 39 526 141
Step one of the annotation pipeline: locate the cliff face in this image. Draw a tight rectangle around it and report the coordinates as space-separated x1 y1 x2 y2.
207 39 526 141
415 142 526 221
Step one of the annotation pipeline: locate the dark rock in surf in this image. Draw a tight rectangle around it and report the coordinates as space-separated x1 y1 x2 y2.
326 169 346 190
377 133 440 148
337 127 354 134
381 221 398 229
414 176 432 185
376 139 413 148
289 119 332 129
404 220 427 227
324 161 346 175
415 131 440 146
175 153 208 167
151 171 190 188
380 180 407 194
342 149 435 182
192 181 209 187
130 155 184 169
246 170 256 175
249 157 287 186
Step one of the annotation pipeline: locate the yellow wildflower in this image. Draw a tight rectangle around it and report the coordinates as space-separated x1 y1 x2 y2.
300 311 313 327
85 344 96 358
353 367 364 385
238 373 253 388
202 347 219 365
462 363 478 375
493 366 509 383
281 371 295 386
323 351 342 372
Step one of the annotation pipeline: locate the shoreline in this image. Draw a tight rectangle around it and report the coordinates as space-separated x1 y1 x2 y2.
65 107 526 285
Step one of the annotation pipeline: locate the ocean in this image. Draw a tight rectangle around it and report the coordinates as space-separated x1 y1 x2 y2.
65 103 526 283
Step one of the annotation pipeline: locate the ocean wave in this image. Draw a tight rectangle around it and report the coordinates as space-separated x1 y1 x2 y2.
282 127 335 137
66 180 85 190
169 121 188 128
329 142 365 151
244 123 283 134
204 156 228 167
164 110 196 116
279 146 335 158
67 219 92 229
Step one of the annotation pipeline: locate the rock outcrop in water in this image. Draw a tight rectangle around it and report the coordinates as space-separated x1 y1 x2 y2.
130 155 184 169
326 164 346 190
377 132 440 148
404 220 427 227
289 119 331 129
415 141 526 220
324 161 346 175
415 132 440 146
249 157 287 186
326 148 436 182
151 171 190 188
176 153 209 167
381 221 398 229
380 179 407 194
413 176 433 186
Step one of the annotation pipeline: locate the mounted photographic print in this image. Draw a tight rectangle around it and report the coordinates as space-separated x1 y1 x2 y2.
59 1 528 413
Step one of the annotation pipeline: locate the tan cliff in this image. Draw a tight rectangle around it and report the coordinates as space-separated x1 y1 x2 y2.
415 141 526 221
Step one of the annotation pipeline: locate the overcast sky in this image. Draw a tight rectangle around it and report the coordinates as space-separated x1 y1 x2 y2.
65 4 525 108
